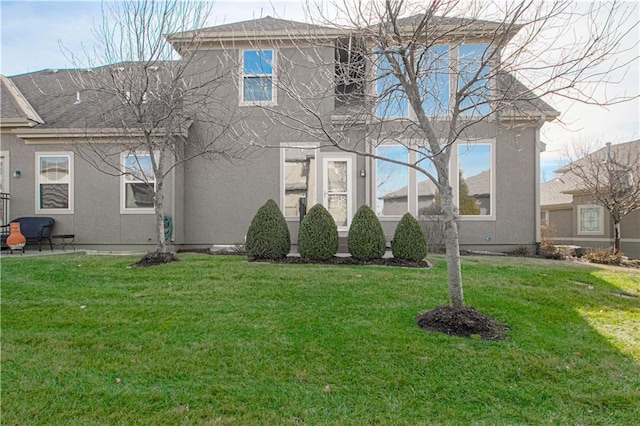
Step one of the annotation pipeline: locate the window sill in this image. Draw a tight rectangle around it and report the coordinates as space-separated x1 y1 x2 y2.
36 209 73 215
577 231 605 236
239 101 277 107
459 215 495 221
120 209 155 215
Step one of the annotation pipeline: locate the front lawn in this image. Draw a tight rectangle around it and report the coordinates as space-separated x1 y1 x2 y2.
2 254 639 424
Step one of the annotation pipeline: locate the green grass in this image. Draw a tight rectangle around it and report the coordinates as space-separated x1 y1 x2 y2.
1 254 639 425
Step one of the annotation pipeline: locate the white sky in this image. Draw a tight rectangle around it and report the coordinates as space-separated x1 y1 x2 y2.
1 0 638 181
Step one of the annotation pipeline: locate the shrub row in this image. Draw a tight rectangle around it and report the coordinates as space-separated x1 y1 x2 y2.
246 200 428 262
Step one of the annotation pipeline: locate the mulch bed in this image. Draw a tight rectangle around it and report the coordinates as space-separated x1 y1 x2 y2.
417 306 508 341
250 256 431 268
132 252 180 267
177 248 431 268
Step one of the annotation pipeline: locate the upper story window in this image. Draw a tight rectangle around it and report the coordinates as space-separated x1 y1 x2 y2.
36 153 73 214
418 46 450 117
121 152 155 214
376 51 409 118
458 44 491 116
375 43 491 119
241 49 275 105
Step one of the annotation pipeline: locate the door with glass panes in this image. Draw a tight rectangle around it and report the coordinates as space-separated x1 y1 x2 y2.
322 157 353 230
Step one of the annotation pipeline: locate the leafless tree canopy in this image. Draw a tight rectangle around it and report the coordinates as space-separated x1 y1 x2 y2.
242 0 638 307
62 0 247 253
564 141 640 254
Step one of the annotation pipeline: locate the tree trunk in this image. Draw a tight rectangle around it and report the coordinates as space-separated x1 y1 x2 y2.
613 220 621 255
439 183 464 308
154 174 166 253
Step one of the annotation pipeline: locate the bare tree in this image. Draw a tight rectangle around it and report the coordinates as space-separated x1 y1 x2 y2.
563 140 640 255
243 0 638 308
65 0 245 254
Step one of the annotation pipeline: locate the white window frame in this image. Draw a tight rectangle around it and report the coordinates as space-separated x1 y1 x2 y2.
577 205 604 235
120 152 156 214
239 48 277 106
280 143 319 220
35 152 74 214
0 151 9 195
454 140 495 221
320 153 355 230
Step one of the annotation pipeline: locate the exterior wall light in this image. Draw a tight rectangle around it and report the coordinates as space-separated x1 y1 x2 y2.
13 170 21 178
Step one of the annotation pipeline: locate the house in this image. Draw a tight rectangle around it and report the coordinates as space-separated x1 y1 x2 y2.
540 140 640 258
1 15 559 253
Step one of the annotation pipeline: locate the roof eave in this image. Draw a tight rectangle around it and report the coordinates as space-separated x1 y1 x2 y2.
167 28 346 46
1 75 45 125
500 110 560 123
1 117 39 128
540 202 573 209
13 126 190 142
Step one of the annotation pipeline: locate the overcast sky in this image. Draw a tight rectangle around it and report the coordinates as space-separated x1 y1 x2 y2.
1 0 638 182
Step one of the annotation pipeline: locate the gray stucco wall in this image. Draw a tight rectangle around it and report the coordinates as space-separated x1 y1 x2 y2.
1 132 174 249
548 208 574 238
3 41 550 254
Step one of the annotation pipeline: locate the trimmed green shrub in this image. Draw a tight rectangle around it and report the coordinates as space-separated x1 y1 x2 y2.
245 199 290 260
298 204 338 260
392 213 428 261
348 205 386 260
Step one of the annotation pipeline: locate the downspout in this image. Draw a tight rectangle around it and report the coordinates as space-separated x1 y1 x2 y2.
170 156 176 248
534 125 543 253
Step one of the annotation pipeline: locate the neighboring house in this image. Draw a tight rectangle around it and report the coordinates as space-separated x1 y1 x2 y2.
1 15 558 252
540 140 640 258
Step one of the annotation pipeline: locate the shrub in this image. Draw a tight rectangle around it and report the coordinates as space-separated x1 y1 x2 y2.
348 205 386 260
392 213 428 261
418 212 446 253
510 245 536 257
245 199 290 260
298 204 338 260
583 247 623 265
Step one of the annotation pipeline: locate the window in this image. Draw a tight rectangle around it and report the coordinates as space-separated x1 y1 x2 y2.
458 143 492 217
122 153 155 213
36 153 73 213
417 152 443 216
418 46 449 116
458 44 491 116
376 51 409 118
283 145 317 218
241 49 275 104
376 146 409 216
376 43 491 118
577 205 604 235
540 210 549 227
